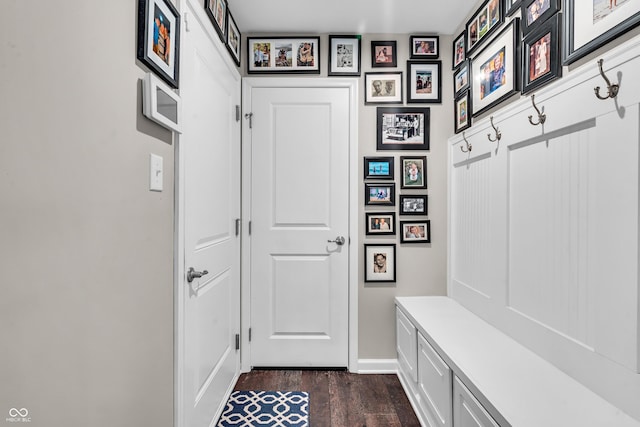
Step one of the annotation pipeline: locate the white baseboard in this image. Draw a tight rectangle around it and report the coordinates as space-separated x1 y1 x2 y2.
356 358 398 374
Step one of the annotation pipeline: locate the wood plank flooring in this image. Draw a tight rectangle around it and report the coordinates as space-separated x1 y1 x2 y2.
233 370 421 427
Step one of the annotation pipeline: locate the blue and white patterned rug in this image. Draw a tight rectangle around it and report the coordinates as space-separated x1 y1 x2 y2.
216 391 309 427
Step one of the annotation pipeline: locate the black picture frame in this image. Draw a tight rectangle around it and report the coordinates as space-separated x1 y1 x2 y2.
205 0 227 42
376 107 430 151
365 212 396 236
247 37 320 74
400 156 427 189
364 244 396 283
563 0 640 65
365 72 404 105
400 220 431 244
523 13 562 94
328 35 362 76
399 195 428 216
453 60 471 97
371 40 397 67
454 90 472 134
521 0 560 36
365 183 396 206
225 7 241 66
364 156 395 180
466 0 504 55
410 36 440 59
407 61 442 104
453 31 466 70
137 0 181 88
504 0 522 16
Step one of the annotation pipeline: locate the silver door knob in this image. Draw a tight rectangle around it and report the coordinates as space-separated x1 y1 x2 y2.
187 267 209 283
327 236 346 245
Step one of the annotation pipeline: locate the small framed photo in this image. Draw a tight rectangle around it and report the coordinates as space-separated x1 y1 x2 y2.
364 156 394 180
453 60 470 97
205 0 227 42
247 37 320 74
452 31 466 69
407 61 442 104
505 0 523 16
329 35 361 76
225 8 241 66
466 0 504 55
371 40 397 67
454 91 472 134
365 212 396 236
365 72 403 104
400 156 427 189
410 36 439 59
136 0 181 88
399 195 428 216
377 107 430 151
521 0 560 36
365 183 396 206
364 244 396 283
471 19 520 117
400 220 431 243
523 13 562 94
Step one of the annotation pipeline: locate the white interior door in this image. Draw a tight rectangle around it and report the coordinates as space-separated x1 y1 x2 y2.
177 5 241 426
246 81 352 367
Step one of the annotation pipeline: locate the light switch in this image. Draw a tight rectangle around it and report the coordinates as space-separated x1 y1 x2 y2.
150 153 163 192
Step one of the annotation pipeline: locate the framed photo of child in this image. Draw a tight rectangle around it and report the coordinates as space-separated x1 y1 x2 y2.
400 156 427 189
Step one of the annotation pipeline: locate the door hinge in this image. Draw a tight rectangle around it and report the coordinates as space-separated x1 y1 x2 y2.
235 218 241 236
235 105 240 122
235 334 240 350
244 112 253 128
248 328 252 342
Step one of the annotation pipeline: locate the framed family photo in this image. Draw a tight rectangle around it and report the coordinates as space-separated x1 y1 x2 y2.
365 72 403 104
329 35 361 76
205 0 227 42
137 0 180 88
399 195 428 216
364 156 394 180
365 183 396 206
376 107 430 151
410 36 439 59
400 156 427 189
505 0 523 16
364 244 396 283
225 8 241 66
371 40 397 67
466 0 504 55
452 31 466 69
453 60 470 96
523 14 562 94
365 212 396 236
247 37 320 73
521 0 560 36
454 91 472 134
563 0 640 64
400 220 431 243
407 61 442 103
471 19 520 116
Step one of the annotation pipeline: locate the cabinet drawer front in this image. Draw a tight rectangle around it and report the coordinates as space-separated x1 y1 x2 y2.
453 376 499 427
396 307 418 383
418 332 452 427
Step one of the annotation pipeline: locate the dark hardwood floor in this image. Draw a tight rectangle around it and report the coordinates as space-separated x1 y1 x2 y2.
233 369 421 427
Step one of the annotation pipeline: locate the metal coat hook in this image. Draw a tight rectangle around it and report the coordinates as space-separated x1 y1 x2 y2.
460 132 472 153
487 116 501 142
528 94 546 126
594 59 619 100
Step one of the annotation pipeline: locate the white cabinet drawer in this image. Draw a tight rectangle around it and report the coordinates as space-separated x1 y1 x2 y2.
453 376 499 427
396 307 418 383
418 332 452 427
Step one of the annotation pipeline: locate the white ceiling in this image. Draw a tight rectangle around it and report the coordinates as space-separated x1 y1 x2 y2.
229 0 478 35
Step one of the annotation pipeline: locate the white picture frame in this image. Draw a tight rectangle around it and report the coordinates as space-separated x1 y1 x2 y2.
143 73 182 133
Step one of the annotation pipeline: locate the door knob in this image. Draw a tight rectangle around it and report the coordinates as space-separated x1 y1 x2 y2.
327 236 346 246
187 267 209 283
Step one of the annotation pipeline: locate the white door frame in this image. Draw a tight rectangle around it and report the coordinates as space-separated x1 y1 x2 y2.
241 77 359 372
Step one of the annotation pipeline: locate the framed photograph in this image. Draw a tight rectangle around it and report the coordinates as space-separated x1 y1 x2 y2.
365 212 396 236
365 72 403 104
407 61 442 104
364 244 396 283
453 60 471 96
399 195 428 216
472 19 520 117
523 14 562 94
365 183 396 206
364 156 394 180
205 0 227 42
136 0 180 88
376 107 430 151
453 31 466 69
505 0 523 16
225 8 241 66
410 36 439 59
563 0 640 65
247 37 320 74
400 156 427 189
521 0 560 36
466 0 504 55
371 40 397 67
329 35 361 76
400 220 431 243
454 91 472 134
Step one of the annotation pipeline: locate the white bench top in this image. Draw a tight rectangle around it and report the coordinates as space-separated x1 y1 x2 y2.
395 296 640 427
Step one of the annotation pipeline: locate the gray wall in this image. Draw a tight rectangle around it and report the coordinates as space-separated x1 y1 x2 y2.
0 1 174 426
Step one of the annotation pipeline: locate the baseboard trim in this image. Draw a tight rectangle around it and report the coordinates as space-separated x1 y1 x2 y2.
356 359 398 374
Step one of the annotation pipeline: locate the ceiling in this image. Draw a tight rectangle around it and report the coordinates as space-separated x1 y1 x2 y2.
228 0 478 35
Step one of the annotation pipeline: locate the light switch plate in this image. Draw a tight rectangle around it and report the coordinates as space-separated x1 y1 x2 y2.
150 153 163 192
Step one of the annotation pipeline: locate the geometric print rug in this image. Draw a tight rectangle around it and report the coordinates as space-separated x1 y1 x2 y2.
216 391 309 427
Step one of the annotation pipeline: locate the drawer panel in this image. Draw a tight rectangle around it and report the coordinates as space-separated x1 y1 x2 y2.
396 307 418 383
418 332 452 427
453 376 499 427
